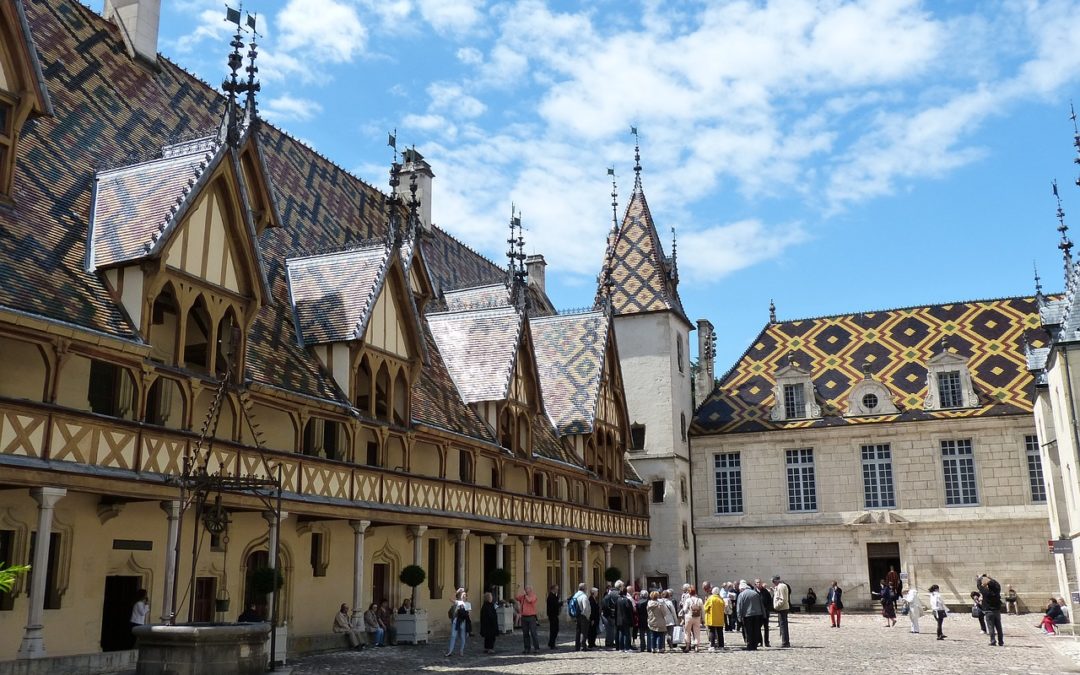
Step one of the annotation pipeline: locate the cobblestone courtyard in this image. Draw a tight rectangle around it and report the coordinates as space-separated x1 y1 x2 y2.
289 613 1080 674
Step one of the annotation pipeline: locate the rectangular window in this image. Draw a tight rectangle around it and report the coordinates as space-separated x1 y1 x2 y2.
941 439 978 505
937 371 963 408
630 424 646 450
1025 435 1047 503
713 453 743 514
785 448 817 511
651 480 665 504
681 522 689 549
861 444 896 508
310 532 326 577
783 384 805 419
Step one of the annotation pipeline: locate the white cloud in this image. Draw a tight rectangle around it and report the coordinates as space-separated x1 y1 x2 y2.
277 0 367 63
417 0 486 35
262 95 324 123
456 47 483 65
678 220 809 283
428 82 486 119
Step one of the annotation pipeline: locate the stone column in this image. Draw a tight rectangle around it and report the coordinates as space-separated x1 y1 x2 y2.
559 538 570 598
159 500 182 623
454 529 471 591
17 487 66 659
520 535 534 588
603 543 613 576
580 540 591 587
406 527 425 604
628 544 637 592
263 510 289 626
350 520 371 626
494 533 507 600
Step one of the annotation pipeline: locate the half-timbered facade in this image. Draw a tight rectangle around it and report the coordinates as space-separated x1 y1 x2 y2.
0 0 648 666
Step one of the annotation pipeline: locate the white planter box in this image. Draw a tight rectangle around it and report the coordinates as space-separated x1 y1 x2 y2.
396 612 428 644
497 606 515 634
264 623 287 665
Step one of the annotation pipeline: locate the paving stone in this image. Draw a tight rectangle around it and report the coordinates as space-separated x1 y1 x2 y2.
288 613 1080 674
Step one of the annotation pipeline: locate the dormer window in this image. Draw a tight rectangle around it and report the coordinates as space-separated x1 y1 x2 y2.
771 356 821 421
923 342 978 411
846 364 899 417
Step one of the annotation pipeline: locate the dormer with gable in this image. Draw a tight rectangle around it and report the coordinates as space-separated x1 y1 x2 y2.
770 356 822 421
531 310 630 484
923 342 979 410
845 364 900 417
88 133 273 381
285 242 426 428
427 304 545 459
0 0 52 205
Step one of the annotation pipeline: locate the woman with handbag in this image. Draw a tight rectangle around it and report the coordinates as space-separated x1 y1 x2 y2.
826 581 843 628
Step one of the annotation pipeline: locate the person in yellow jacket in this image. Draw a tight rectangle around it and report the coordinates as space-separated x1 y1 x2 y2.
703 587 726 651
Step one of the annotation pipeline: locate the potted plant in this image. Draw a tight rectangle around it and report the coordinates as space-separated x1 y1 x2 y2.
396 565 428 644
605 567 622 585
249 566 283 598
488 568 514 633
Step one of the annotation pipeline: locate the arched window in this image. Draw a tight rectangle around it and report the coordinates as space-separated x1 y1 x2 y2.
145 377 184 429
183 295 212 373
392 370 409 426
459 450 473 483
148 283 179 364
532 471 546 497
499 408 513 451
516 412 530 456
303 418 343 460
356 356 372 414
374 363 390 421
215 306 239 377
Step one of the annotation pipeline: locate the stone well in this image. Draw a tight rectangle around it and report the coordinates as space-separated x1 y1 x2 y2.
133 622 271 675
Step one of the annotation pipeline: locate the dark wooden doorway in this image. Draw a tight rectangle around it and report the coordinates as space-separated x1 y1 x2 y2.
100 575 140 651
867 542 902 599
244 550 270 620
194 577 217 622
372 563 390 606
482 543 497 596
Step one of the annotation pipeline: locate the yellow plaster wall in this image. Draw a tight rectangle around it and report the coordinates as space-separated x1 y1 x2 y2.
0 337 45 401
164 184 242 294
412 441 441 478
363 282 409 360
55 355 93 412
0 49 11 91
238 403 295 453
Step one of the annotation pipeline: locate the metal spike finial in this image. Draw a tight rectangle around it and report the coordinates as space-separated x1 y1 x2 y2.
242 12 261 123
631 125 642 191
669 226 679 283
1055 179 1074 285
769 299 777 324
607 167 618 234
220 4 247 147
1072 102 1080 187
1034 260 1044 302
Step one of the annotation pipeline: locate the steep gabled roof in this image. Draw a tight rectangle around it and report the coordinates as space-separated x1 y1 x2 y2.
426 305 523 404
693 296 1049 435
4 0 52 116
285 244 389 345
597 187 690 327
530 310 610 436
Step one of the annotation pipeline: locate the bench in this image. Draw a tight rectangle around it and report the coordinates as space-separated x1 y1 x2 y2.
288 633 356 658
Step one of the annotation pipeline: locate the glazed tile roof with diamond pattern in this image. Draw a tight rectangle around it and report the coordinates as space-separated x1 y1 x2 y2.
531 311 610 436
1 0 641 478
426 306 523 404
285 245 389 345
597 187 690 327
693 297 1048 435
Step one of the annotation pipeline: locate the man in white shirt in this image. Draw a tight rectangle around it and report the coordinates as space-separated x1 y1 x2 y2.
771 575 791 648
571 583 592 651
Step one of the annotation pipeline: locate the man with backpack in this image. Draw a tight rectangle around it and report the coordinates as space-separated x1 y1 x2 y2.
569 583 592 651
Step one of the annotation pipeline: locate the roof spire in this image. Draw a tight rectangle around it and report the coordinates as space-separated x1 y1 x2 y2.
385 150 403 249
1072 102 1080 188
631 125 642 192
242 11 261 125
220 4 247 147
1034 260 1045 304
507 206 528 310
406 170 420 240
607 166 618 234
669 226 679 284
769 299 777 324
1055 179 1073 288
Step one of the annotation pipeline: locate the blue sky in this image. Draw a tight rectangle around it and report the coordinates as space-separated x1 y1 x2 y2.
159 0 1080 371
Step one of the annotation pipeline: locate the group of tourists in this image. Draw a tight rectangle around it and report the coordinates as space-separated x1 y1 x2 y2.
331 597 412 650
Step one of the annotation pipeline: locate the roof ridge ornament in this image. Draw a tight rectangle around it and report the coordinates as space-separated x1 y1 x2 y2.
506 205 528 311
1034 260 1045 305
631 125 642 193
1054 179 1073 291
669 226 679 284
1071 102 1079 188
385 142 403 251
769 299 777 324
243 11 261 126
220 4 258 148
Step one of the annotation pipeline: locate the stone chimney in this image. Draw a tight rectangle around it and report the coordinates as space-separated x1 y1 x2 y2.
525 255 547 295
396 148 434 232
695 319 715 405
104 0 160 66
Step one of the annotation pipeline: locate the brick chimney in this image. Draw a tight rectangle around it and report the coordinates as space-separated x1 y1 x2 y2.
104 0 161 66
525 254 547 295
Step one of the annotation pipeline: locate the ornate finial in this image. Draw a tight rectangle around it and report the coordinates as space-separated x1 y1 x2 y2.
607 166 618 234
506 203 518 285
506 206 528 310
385 157 403 249
862 361 872 380
1055 179 1073 286
406 171 420 239
388 129 398 164
242 12 260 123
220 5 247 147
631 125 642 192
669 227 679 283
1072 102 1080 187
939 336 949 354
1034 260 1045 304
769 299 777 324
786 352 796 368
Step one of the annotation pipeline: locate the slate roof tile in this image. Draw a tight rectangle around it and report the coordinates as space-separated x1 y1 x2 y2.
530 311 609 436
426 306 522 404
285 245 388 345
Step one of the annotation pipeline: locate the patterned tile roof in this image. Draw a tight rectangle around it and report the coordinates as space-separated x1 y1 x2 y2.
693 296 1048 435
426 306 523 404
413 323 497 440
285 245 389 345
89 141 219 269
597 187 690 326
530 311 610 436
10 0 53 116
444 283 509 312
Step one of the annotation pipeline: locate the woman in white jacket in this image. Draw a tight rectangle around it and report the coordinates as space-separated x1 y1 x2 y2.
928 585 948 640
904 587 922 634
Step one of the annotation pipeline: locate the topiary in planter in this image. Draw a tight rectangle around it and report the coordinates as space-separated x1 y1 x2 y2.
249 566 284 597
488 567 511 600
400 564 426 610
605 566 622 584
